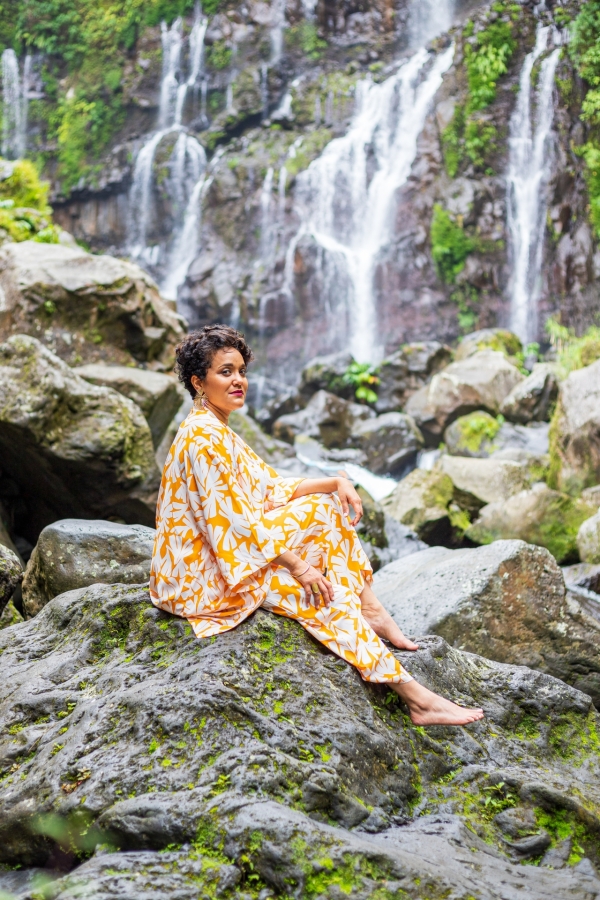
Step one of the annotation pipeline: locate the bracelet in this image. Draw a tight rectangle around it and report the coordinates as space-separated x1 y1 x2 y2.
295 561 310 580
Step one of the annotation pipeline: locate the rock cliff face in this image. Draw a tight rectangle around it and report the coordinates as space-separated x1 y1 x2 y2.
13 0 594 376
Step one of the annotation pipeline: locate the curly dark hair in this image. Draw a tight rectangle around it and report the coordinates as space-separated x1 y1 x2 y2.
174 324 255 398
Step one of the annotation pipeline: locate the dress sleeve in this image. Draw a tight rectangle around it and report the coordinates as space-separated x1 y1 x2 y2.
185 438 288 591
262 461 304 509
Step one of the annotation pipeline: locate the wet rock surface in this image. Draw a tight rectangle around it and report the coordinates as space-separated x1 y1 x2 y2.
0 583 599 898
74 365 183 448
500 364 559 424
374 342 452 414
272 390 374 448
466 482 596 564
0 335 159 543
405 350 524 444
373 539 600 704
21 519 155 618
0 243 185 369
0 544 22 615
550 359 600 495
351 411 424 475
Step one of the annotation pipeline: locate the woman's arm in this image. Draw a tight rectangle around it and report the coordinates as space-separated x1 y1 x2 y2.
290 476 363 525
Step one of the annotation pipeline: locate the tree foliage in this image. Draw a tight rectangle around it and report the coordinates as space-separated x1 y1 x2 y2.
430 205 476 284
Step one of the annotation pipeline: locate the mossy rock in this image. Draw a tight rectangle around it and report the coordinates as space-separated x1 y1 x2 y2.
455 328 523 362
444 410 502 457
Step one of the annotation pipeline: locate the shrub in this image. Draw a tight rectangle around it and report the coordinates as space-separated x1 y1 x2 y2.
430 205 476 284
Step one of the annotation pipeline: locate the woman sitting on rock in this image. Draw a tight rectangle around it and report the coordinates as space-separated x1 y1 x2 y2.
150 324 484 727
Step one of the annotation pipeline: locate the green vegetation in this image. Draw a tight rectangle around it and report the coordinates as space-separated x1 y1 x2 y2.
0 1 202 190
450 411 503 454
430 204 476 283
342 361 379 404
206 40 232 70
285 22 327 60
442 3 519 175
571 1 600 236
0 158 60 242
546 317 600 376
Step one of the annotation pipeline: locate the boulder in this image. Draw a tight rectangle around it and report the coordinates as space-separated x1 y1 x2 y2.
466 482 596 563
229 410 296 466
299 350 356 401
549 358 600 494
74 364 183 448
0 544 22 615
0 599 23 629
0 241 185 368
373 539 600 703
21 519 155 618
254 385 302 433
500 363 559 424
405 350 524 444
444 412 549 461
355 488 427 571
350 411 424 475
577 511 600 565
381 469 458 543
0 582 599 896
374 342 452 414
438 454 530 506
272 389 373 447
0 335 159 543
454 328 522 361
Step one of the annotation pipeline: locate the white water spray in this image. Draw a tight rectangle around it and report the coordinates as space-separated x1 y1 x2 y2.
128 6 208 296
507 25 561 344
286 44 454 362
1 49 31 159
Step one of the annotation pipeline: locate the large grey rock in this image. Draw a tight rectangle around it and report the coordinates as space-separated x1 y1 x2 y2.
466 482 596 564
374 342 452 413
0 242 185 368
444 411 549 461
577 510 600 565
0 335 159 542
74 364 183 448
438 454 531 506
299 350 356 400
0 582 599 898
374 539 600 703
21 519 155 618
454 328 522 361
351 411 424 475
382 468 456 543
272 389 373 447
0 544 21 615
254 385 302 433
405 350 524 443
500 363 559 424
550 358 600 494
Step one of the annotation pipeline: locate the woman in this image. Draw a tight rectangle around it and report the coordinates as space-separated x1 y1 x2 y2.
150 325 484 727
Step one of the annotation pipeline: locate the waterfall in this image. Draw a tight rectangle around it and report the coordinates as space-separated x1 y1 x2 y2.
506 25 561 344
285 44 454 362
2 50 30 160
128 6 208 296
409 0 455 46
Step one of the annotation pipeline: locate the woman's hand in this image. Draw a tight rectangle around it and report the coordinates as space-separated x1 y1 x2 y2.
336 476 363 526
289 559 334 608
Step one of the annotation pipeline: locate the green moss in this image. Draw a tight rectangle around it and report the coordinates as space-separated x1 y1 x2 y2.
285 22 327 59
546 319 600 377
451 411 502 453
285 128 333 178
206 40 232 71
430 204 476 283
548 709 600 763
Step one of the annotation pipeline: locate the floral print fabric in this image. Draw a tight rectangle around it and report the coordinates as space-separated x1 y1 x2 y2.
150 407 411 684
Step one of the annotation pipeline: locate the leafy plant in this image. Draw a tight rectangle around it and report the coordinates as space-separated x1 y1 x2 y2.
546 317 600 376
206 40 232 70
343 362 379 404
430 205 476 284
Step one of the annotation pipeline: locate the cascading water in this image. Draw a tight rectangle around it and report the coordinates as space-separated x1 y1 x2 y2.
1 49 31 160
506 24 561 344
285 43 454 363
128 5 208 298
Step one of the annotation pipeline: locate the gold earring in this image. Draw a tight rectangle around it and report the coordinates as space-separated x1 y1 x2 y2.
193 388 206 410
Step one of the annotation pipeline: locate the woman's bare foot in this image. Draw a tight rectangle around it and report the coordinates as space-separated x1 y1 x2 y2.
393 679 484 727
360 585 419 650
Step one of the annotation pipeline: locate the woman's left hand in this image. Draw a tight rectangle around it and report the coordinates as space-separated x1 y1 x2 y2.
336 475 363 526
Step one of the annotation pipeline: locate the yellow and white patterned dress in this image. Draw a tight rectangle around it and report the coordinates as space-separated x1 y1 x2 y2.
150 407 411 684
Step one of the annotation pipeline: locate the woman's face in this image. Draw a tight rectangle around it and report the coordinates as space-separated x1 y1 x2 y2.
192 348 248 414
